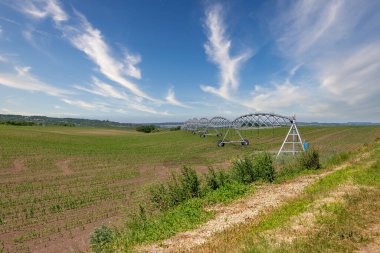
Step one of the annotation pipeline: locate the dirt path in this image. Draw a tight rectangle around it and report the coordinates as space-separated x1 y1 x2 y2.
139 157 366 253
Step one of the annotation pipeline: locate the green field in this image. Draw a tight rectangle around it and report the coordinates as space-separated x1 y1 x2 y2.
0 125 379 252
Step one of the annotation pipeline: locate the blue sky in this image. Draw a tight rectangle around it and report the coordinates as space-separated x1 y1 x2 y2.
0 0 379 123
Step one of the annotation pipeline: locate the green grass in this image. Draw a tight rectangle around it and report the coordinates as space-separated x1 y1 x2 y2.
119 199 213 251
203 182 251 205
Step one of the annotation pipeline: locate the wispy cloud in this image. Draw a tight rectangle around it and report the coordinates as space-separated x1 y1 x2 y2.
0 55 7 62
123 51 142 80
165 88 191 108
319 42 380 105
9 0 68 23
201 4 252 100
75 77 170 115
59 11 157 101
0 65 71 96
272 0 380 117
61 98 98 110
74 77 129 100
243 81 305 112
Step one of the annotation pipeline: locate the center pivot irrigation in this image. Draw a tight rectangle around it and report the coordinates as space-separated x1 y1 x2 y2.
199 116 230 138
182 113 305 157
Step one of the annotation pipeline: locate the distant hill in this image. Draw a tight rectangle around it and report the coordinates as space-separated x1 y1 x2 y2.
298 121 380 126
0 114 136 128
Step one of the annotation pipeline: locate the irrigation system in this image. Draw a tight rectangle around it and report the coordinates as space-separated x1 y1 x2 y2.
182 113 305 157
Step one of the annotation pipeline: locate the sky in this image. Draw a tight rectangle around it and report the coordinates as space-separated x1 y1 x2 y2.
0 0 379 123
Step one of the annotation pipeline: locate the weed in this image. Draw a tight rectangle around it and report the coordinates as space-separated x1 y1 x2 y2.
90 225 113 253
204 182 250 205
231 156 257 184
253 152 275 182
298 149 321 170
180 166 201 199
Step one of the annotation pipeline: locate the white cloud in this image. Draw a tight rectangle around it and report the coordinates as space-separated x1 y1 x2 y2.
0 65 71 97
165 88 191 108
243 82 305 112
59 11 157 102
123 51 142 80
74 77 128 100
201 4 252 100
61 98 98 110
12 0 68 23
0 55 6 62
75 77 170 115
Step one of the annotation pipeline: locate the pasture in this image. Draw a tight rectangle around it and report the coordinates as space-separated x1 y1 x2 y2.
0 125 379 252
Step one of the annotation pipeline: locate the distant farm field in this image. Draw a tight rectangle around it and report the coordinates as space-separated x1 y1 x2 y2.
0 125 379 252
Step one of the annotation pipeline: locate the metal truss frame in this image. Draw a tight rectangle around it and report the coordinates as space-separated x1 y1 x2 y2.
200 116 231 138
182 113 305 157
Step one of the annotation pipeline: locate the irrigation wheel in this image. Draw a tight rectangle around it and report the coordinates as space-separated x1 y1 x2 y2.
242 139 249 146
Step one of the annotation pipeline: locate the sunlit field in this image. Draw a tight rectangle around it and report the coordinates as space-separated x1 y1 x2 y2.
0 125 379 252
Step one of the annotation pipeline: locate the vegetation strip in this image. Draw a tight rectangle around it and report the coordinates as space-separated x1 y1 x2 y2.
137 147 372 252
193 144 380 252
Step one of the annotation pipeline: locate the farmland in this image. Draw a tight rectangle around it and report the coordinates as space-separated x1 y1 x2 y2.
0 125 379 252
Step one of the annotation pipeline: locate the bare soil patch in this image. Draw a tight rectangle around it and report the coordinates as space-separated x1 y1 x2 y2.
56 159 73 175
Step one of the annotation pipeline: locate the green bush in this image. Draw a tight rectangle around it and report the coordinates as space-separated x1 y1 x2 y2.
0 121 37 126
170 126 181 131
231 157 256 184
298 149 321 170
205 167 219 190
136 124 156 133
150 166 200 210
90 225 113 253
253 152 275 182
150 183 171 210
180 166 201 199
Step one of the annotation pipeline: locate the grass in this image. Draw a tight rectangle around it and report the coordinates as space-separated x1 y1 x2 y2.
0 125 379 252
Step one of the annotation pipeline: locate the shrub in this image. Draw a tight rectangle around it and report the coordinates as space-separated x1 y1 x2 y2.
0 120 37 126
90 225 113 253
231 157 256 184
150 166 200 210
180 166 201 199
150 183 171 210
298 149 321 170
217 169 229 187
170 126 181 131
253 152 275 182
136 124 156 133
205 167 219 190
